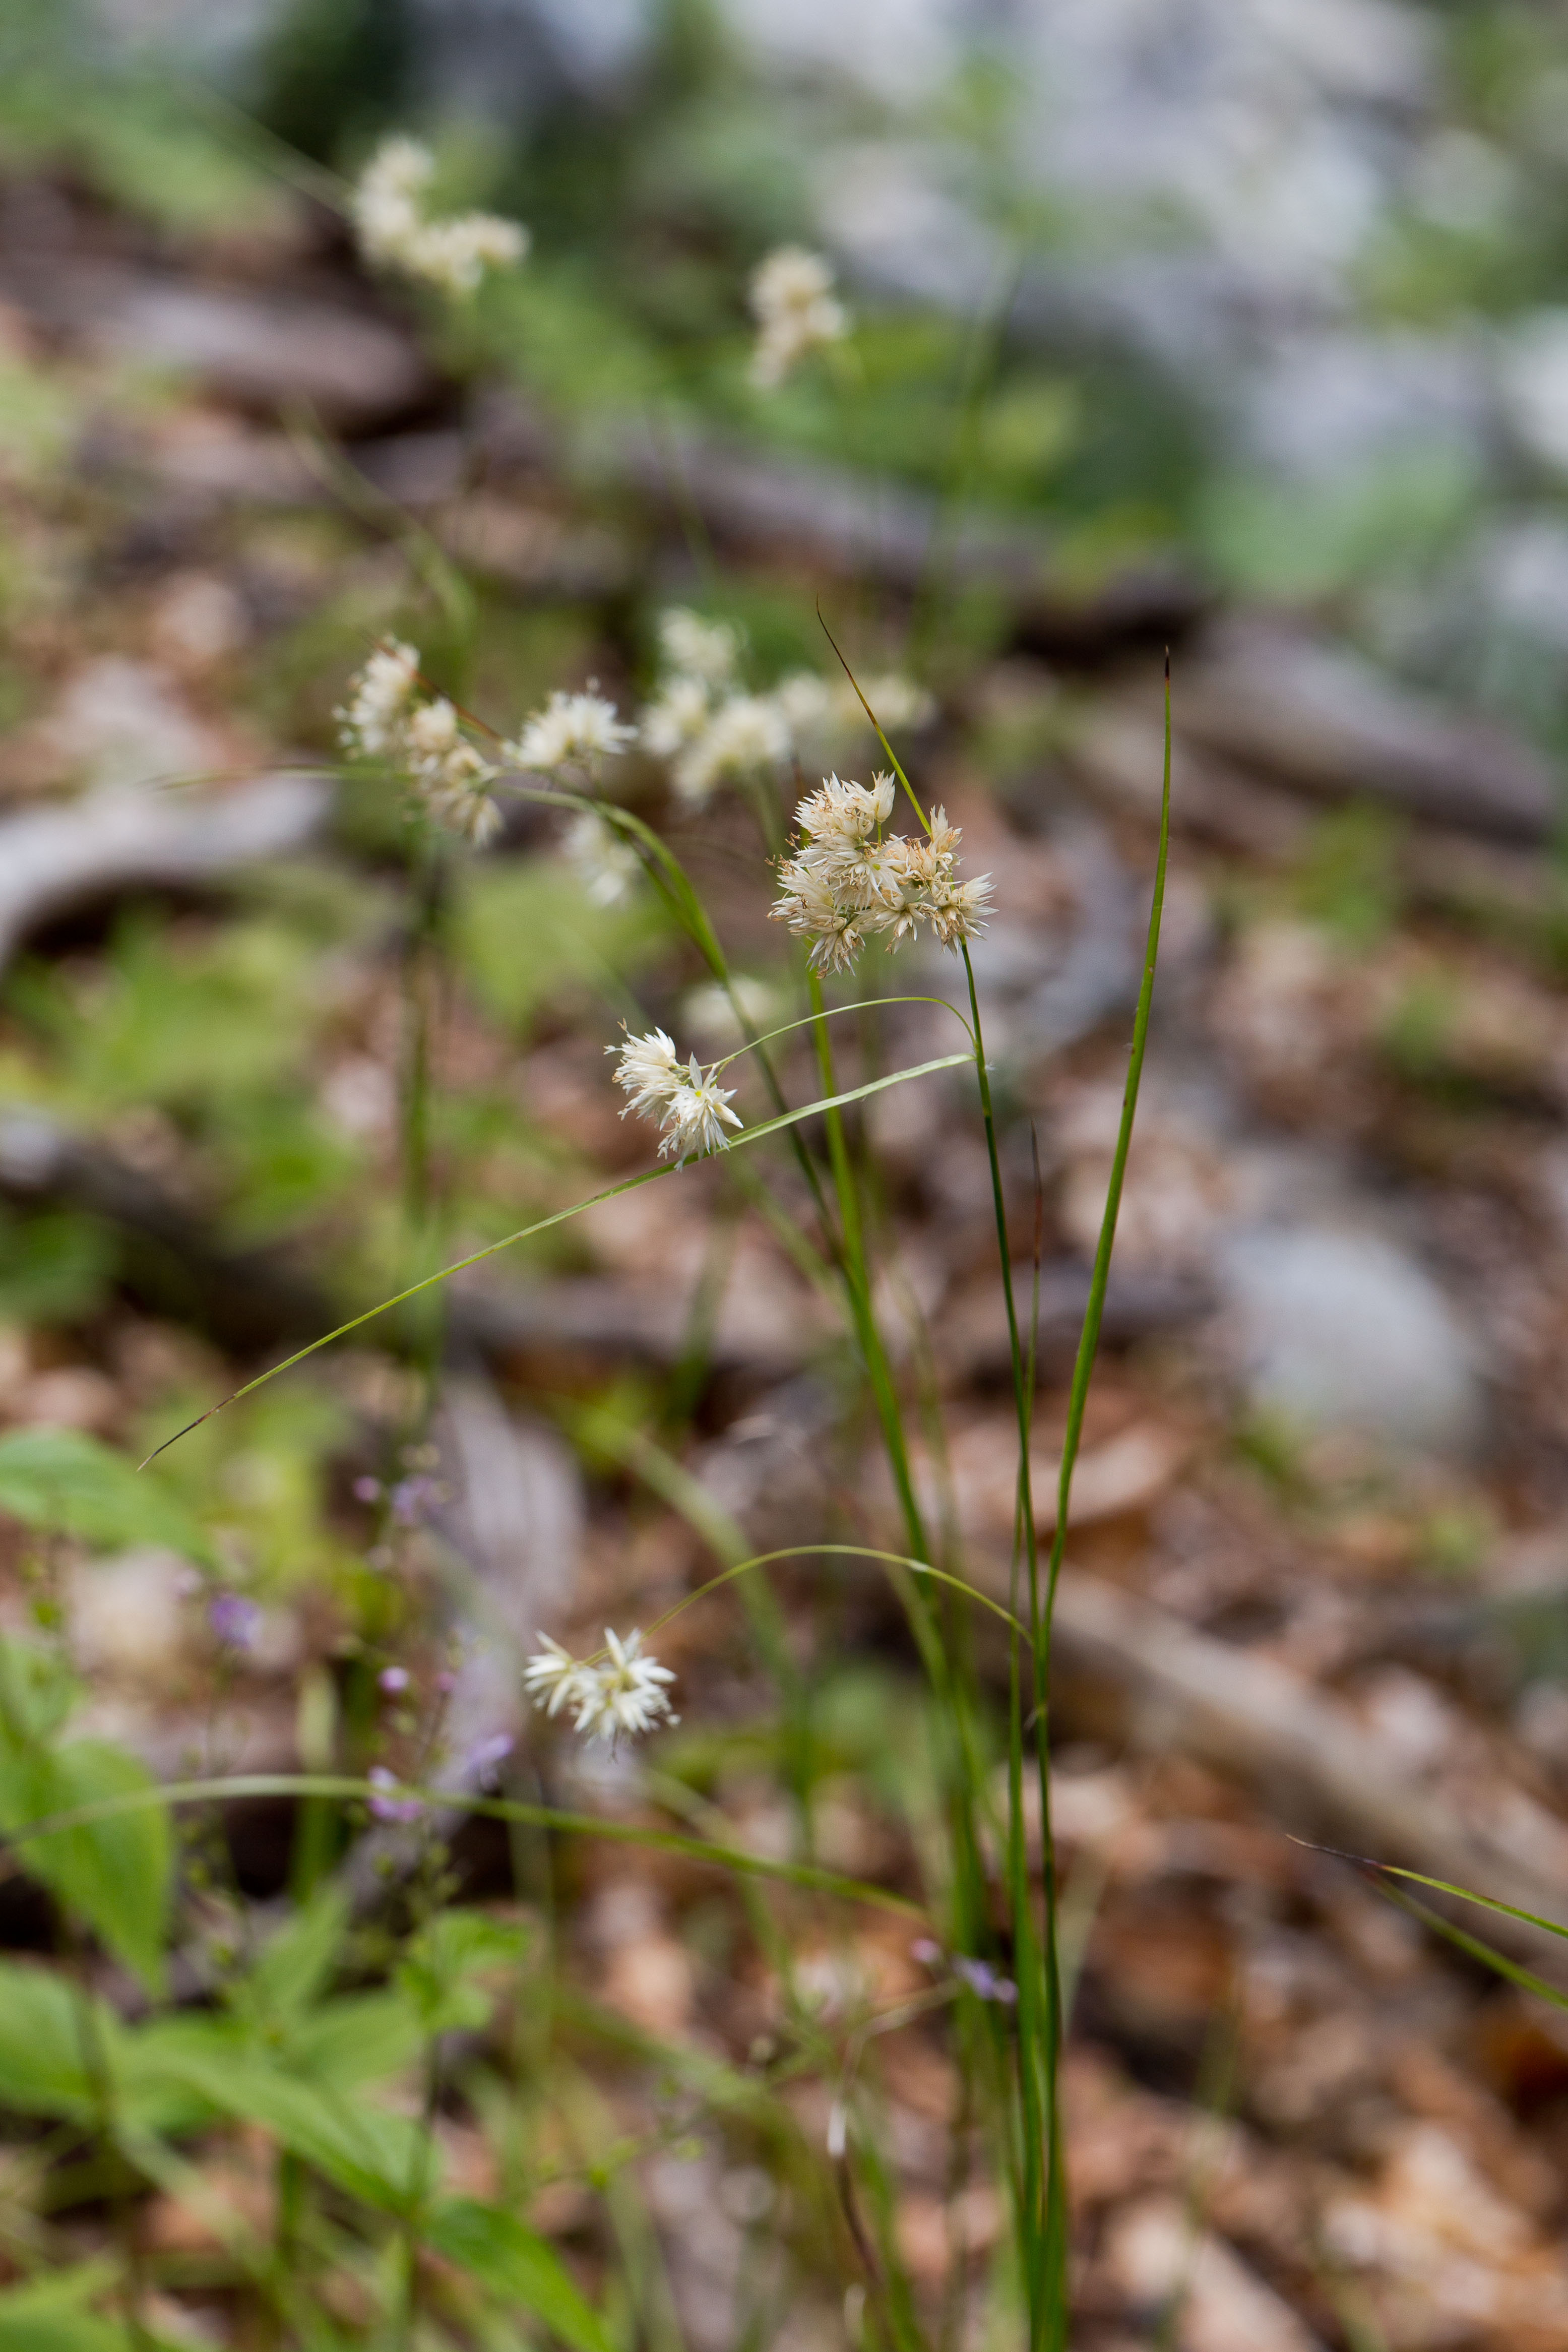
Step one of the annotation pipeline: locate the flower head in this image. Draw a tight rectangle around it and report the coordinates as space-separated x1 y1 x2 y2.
795 770 896 847
770 777 990 974
366 1766 424 1824
641 675 714 759
509 691 636 774
659 608 740 688
659 1057 743 1163
609 1026 681 1118
672 694 790 806
352 135 528 297
749 245 849 388
337 645 501 846
337 639 421 759
608 1026 743 1163
564 809 640 906
526 1629 678 1749
522 1635 585 1719
209 1592 261 1652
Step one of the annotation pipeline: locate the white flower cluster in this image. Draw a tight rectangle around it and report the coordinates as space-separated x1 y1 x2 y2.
524 1628 678 1747
506 690 636 775
609 1026 743 1163
337 640 501 845
638 608 932 809
748 245 849 388
771 773 993 974
352 136 528 297
563 810 640 906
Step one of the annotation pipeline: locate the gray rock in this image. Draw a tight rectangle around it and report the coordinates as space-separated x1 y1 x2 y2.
1219 1224 1484 1452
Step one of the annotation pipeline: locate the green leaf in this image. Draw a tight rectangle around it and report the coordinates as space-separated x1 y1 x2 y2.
245 1884 350 2019
0 1740 171 1992
0 1429 213 1564
143 2048 424 2212
287 1991 424 2092
0 1634 76 1746
0 1958 103 2120
454 860 663 1035
0 2263 128 2351
397 1907 530 2035
426 2199 614 2352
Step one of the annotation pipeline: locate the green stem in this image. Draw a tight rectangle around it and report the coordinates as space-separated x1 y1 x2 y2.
141 1050 972 1465
961 941 1058 2344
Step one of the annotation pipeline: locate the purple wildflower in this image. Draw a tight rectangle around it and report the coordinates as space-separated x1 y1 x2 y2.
466 1731 514 1788
953 1955 1018 2006
209 1593 262 1652
366 1766 423 1824
379 1665 411 1695
389 1473 441 1526
352 1474 383 1504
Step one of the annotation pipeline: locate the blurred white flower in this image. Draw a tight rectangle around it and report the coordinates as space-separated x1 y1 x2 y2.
773 669 934 764
749 245 849 388
352 135 528 297
337 644 500 845
509 690 636 773
404 696 501 844
673 693 790 805
659 607 740 688
336 638 421 759
641 675 714 759
563 809 640 906
522 1634 585 1719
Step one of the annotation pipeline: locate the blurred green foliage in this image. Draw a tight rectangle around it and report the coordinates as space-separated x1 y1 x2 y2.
453 856 667 1035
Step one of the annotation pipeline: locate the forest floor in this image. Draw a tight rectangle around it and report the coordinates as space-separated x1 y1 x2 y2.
1 152 1568 2352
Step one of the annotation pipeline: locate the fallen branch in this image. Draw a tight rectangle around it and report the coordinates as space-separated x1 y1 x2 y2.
0 771 329 978
1051 1570 1568 1963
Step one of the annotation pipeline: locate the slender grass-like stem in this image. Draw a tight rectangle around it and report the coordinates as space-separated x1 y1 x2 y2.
804 973 992 1963
961 940 1059 2343
139 1050 972 1464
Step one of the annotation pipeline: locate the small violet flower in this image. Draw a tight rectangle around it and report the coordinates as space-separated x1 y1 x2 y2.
209 1593 262 1652
466 1731 514 1788
366 1767 424 1824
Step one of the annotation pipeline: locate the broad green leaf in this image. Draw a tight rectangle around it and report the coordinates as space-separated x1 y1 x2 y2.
144 2048 425 2212
288 1991 423 2091
0 2263 127 2351
0 1740 171 1991
398 1908 531 2036
0 1634 76 1746
425 2199 613 2352
0 1958 103 2120
0 1429 213 1565
245 1883 349 2019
